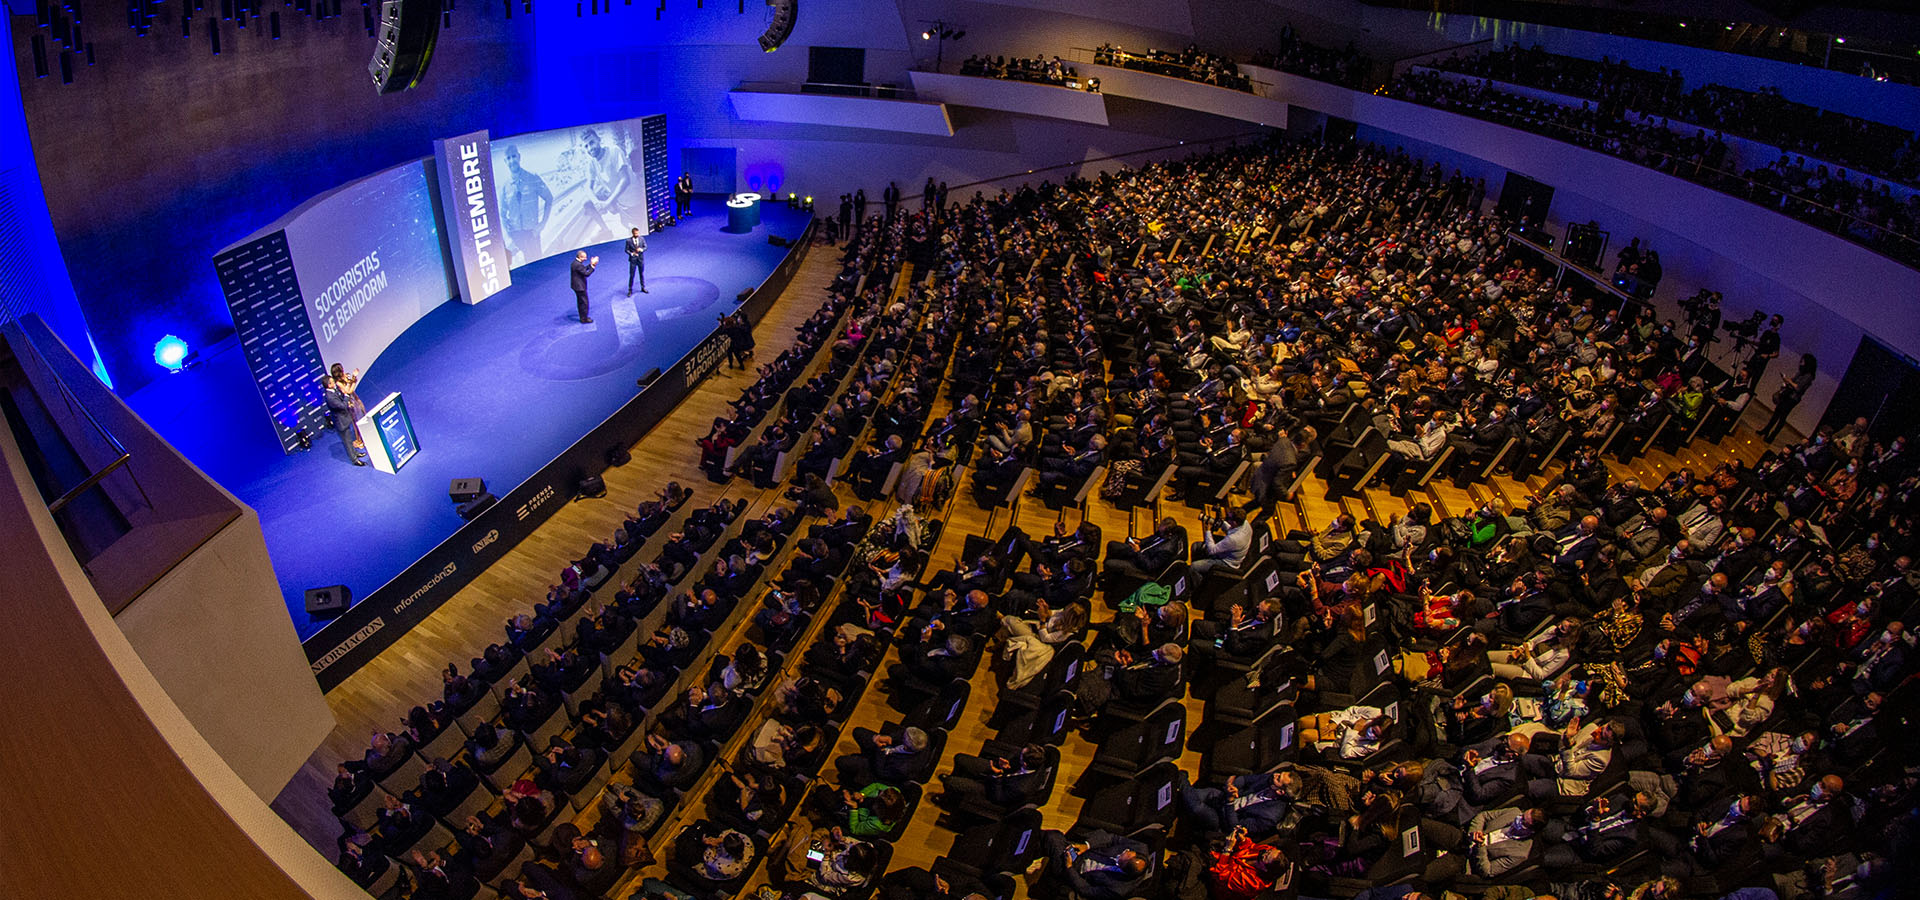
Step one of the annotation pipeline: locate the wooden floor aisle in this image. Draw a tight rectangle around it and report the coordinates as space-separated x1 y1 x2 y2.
272 238 1779 900
270 241 847 851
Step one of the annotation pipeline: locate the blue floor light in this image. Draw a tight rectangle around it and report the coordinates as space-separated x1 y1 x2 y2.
153 334 191 373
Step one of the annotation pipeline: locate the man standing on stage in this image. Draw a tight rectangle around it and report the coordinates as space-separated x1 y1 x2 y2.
322 375 368 467
627 227 648 295
675 173 694 219
571 250 599 324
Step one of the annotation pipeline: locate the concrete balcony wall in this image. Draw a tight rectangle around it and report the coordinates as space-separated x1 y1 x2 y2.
907 71 1111 126
728 85 956 136
1082 62 1290 127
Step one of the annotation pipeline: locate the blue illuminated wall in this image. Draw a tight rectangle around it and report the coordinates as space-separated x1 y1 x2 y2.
12 13 551 397
0 24 97 381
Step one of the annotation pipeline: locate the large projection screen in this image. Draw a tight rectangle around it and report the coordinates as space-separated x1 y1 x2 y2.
491 118 650 269
284 159 457 376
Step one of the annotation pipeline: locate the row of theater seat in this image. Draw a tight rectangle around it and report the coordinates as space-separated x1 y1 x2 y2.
319 219 930 900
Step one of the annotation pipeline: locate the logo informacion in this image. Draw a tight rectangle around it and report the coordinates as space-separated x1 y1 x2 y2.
311 618 386 674
516 484 557 521
394 562 458 614
472 528 501 554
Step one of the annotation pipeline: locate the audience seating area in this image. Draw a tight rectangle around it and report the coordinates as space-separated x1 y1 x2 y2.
959 54 1098 92
1004 29 1920 267
1424 46 1920 188
1093 43 1253 93
1384 50 1920 266
310 135 1919 900
1253 27 1373 90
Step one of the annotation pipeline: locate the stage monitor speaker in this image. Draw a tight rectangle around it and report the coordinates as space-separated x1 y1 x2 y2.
768 234 792 248
576 474 608 499
449 477 487 504
757 0 795 52
367 0 442 93
637 367 663 387
735 288 752 304
456 492 497 520
305 584 353 618
607 445 633 467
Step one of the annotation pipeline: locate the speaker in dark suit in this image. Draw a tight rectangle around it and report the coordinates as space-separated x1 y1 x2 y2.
570 251 598 323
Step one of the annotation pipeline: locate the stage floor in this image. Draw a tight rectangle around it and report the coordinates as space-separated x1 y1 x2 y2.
128 203 811 639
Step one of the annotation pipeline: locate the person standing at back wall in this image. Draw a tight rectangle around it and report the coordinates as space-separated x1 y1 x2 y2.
675 172 694 219
627 227 648 295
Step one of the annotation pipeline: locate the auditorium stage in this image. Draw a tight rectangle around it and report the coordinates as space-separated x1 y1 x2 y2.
128 203 812 640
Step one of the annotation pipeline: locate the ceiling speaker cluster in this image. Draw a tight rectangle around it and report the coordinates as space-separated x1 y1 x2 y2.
368 0 443 93
758 0 795 52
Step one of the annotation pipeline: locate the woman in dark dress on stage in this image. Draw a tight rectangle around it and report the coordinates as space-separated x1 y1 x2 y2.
330 362 367 450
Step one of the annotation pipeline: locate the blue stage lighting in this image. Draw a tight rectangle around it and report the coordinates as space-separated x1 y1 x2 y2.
86 332 114 389
153 334 191 372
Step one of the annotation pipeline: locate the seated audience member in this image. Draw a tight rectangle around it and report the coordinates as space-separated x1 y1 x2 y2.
1296 706 1394 759
335 833 390 889
632 732 707 794
408 848 478 900
1076 642 1185 715
1207 827 1292 900
835 724 933 786
1176 769 1298 838
1038 828 1155 900
674 822 755 886
1464 806 1547 878
1104 517 1189 581
938 743 1050 809
455 815 524 881
1189 507 1254 576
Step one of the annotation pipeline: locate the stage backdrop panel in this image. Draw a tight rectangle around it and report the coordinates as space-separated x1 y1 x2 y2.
283 159 457 377
641 114 671 227
432 130 512 306
213 232 329 454
490 117 650 269
214 158 457 453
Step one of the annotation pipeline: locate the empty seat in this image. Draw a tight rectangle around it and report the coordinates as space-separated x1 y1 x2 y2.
1088 699 1186 780
1072 760 1181 835
1204 704 1299 780
933 806 1047 879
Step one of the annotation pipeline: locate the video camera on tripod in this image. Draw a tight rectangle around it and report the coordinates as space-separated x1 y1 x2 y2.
1723 309 1766 351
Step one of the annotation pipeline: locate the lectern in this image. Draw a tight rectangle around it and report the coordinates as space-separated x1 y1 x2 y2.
356 392 421 473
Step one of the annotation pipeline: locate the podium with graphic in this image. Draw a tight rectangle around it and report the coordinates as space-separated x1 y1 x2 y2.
357 392 421 473
725 192 763 233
